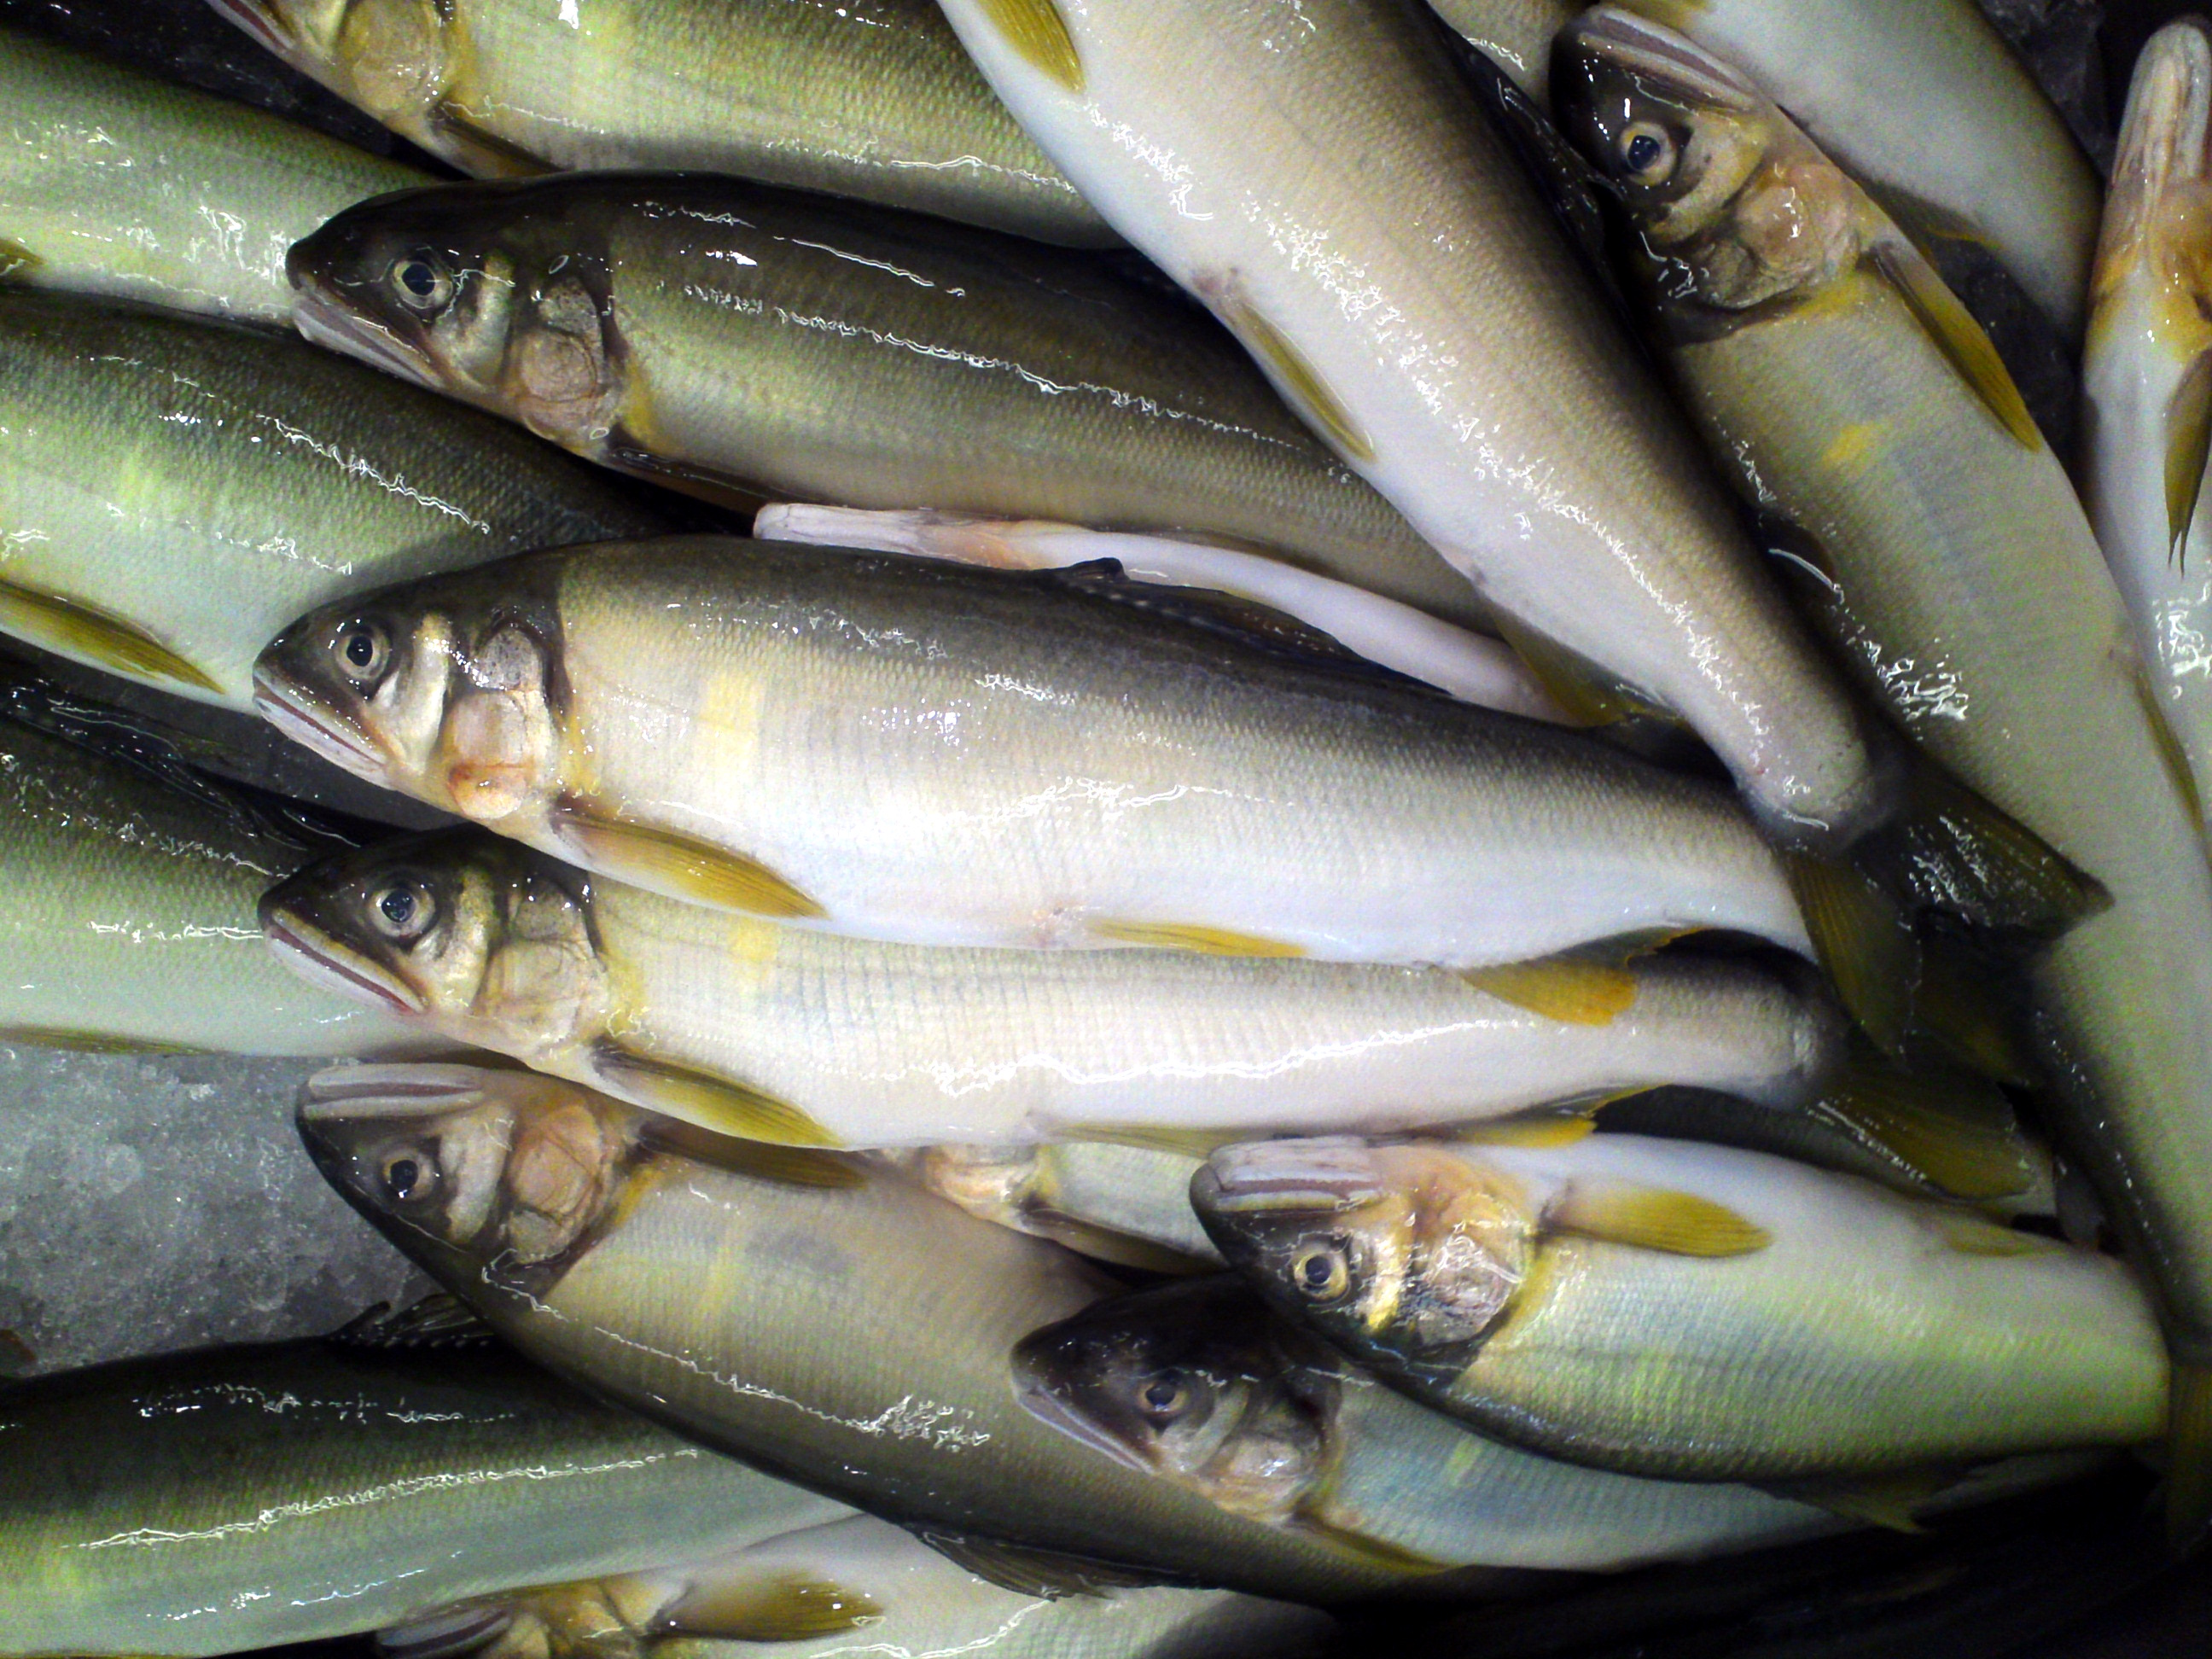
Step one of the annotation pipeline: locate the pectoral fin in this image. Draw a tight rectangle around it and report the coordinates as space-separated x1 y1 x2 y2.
1091 920 1307 957
1869 239 2039 448
1549 1181 1771 1255
1763 1469 1946 1533
1450 1106 1601 1149
428 101 554 177
1025 1208 1218 1274
1491 613 1670 726
913 1533 1159 1598
1217 294 1376 463
553 808 825 920
0 579 220 695
1062 1124 1239 1159
1933 1214 2054 1256
591 1041 841 1148
1291 1513 1457 1577
975 0 1084 90
1460 954 1639 1026
2166 355 2212 562
666 1570 880 1642
637 1114 863 1189
0 1026 208 1055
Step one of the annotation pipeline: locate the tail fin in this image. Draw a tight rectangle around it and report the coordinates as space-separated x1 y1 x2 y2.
1809 1042 2046 1205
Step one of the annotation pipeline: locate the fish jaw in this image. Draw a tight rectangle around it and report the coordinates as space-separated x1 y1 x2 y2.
253 658 395 784
260 900 428 1017
1012 1377 1157 1476
292 279 447 393
1199 1138 1388 1216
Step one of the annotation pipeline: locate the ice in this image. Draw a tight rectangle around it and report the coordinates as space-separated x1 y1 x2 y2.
0 1045 433 1376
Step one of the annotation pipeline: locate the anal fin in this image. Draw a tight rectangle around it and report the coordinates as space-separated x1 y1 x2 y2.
554 807 824 920
591 1040 841 1149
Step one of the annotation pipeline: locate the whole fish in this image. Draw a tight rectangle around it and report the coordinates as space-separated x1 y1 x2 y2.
1011 1275 1832 1572
0 289 663 712
0 678 414 1056
283 175 1470 624
2083 20 2212 823
0 26 428 324
253 539 1797 966
377 1514 1334 1659
202 0 1106 244
931 0 1883 849
1194 1134 2166 1482
294 1062 1426 1602
1610 0 2099 338
1556 9 2212 1534
255 827 1860 1150
0 1309 850 1657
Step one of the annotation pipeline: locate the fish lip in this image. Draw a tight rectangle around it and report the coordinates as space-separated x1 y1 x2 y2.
203 0 297 58
265 911 428 1016
302 1062 492 1121
292 284 444 393
1566 5 1761 109
1015 1381 1155 1476
1200 1139 1383 1214
253 667 391 783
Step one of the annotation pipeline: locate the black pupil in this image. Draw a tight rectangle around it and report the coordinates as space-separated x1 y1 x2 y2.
1301 1252 1337 1289
1627 132 1664 172
1142 1376 1182 1412
401 261 438 298
381 888 417 927
387 1157 421 1199
345 631 377 668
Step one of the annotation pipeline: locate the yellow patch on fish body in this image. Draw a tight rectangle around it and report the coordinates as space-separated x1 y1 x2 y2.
1821 421 1888 474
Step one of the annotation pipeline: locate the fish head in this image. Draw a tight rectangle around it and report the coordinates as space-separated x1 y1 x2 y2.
379 1576 659 1659
1010 1277 1338 1528
288 183 624 446
259 829 610 1062
1557 7 1865 314
911 1143 1045 1231
209 0 458 136
1194 1139 1534 1383
300 1063 641 1292
255 558 568 828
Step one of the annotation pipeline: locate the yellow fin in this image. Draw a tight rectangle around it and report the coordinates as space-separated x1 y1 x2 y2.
1460 955 1638 1026
1868 239 2039 448
1026 1208 1217 1274
1091 920 1306 957
1218 295 1376 463
1895 763 2110 938
1062 1123 1239 1159
1784 853 1917 1057
2165 1361 2212 1548
1452 1106 1601 1148
0 1027 210 1055
917 1534 1160 1598
555 809 825 920
0 579 220 694
669 1571 880 1642
2166 355 2212 560
1491 612 1668 726
975 0 1084 90
428 100 555 177
2135 665 2207 826
1767 1469 1944 1533
591 1042 841 1149
637 1115 862 1188
1550 1181 1772 1255
1933 1213 2053 1256
0 239 41 280
1813 1050 2038 1202
1294 1512 1457 1577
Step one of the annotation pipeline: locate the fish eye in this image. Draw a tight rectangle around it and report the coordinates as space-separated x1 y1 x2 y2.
380 1146 439 1206
1290 1239 1353 1304
368 877 437 941
330 620 389 685
390 252 454 313
1135 1369 1193 1424
1617 120 1679 186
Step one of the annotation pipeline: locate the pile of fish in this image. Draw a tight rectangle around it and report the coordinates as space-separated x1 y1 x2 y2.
5 0 2211 1652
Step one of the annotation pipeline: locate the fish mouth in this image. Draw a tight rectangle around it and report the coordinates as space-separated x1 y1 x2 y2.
1199 1138 1382 1214
1015 1381 1155 1476
202 0 297 57
302 1062 493 1121
265 910 428 1016
253 666 391 782
292 284 445 392
1567 6 1761 109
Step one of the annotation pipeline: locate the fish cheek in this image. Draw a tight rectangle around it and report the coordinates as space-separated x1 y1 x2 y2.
440 626 561 824
338 0 450 129
503 275 620 447
503 1097 620 1264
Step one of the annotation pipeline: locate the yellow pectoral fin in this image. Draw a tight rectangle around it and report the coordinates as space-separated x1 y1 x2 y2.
1026 1208 1218 1275
975 0 1084 90
1934 1214 2058 1256
1459 956 1639 1026
1763 1469 1949 1533
1218 295 1377 463
1488 612 1679 728
2165 355 2212 559
1550 1180 1771 1255
0 579 220 694
428 100 554 177
1868 240 2040 448
1091 920 1307 958
1451 1106 1601 1149
554 809 825 920
591 1041 841 1150
636 1114 863 1190
1062 1123 1241 1160
0 1027 211 1056
669 1570 882 1642
1291 1511 1457 1577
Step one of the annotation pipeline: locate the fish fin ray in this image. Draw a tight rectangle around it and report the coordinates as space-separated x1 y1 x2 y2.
669 1571 882 1641
1812 1046 2039 1202
553 807 825 919
0 578 221 694
974 0 1084 90
1090 920 1306 957
1869 239 2039 447
635 1113 862 1188
1549 1181 1771 1255
912 1533 1161 1598
1217 294 1376 463
1784 853 1918 1056
1459 954 1639 1026
329 1292 499 1350
590 1041 841 1149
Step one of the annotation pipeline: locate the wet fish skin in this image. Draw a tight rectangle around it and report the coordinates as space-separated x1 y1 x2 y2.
907 1141 1224 1270
1011 1274 1831 1572
255 825 1836 1148
0 690 413 1057
284 175 1469 622
252 538 1804 964
0 25 428 324
0 288 663 712
0 1319 850 1657
204 0 1107 244
1556 9 2212 1523
932 0 1882 848
294 1063 1416 1603
1195 1134 2167 1482
1426 0 1578 99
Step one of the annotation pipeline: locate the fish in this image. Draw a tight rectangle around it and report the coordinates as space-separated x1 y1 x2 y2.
1193 1134 2167 1487
0 288 665 712
2084 20 2212 829
374 1513 1336 1659
0 672 419 1057
931 0 1886 852
293 1062 1431 1602
1426 0 1580 99
0 25 429 325
254 825 1899 1153
252 538 1801 967
0 1303 850 1657
1609 0 2100 339
1555 7 2212 1537
1010 1275 1836 1572
201 0 1108 245
282 174 1473 626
